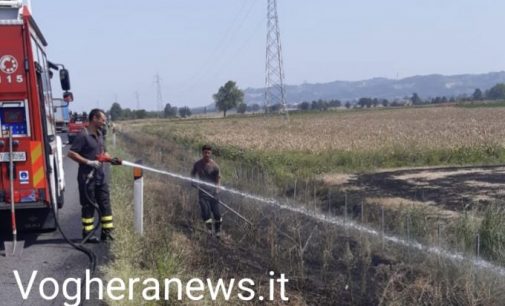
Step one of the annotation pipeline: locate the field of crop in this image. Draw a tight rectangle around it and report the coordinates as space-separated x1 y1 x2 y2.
137 107 505 153
130 107 505 185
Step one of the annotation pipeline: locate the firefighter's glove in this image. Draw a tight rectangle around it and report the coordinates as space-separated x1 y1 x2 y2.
86 160 102 169
111 157 122 165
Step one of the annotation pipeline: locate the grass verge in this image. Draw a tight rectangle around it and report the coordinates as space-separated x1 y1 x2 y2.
103 143 192 305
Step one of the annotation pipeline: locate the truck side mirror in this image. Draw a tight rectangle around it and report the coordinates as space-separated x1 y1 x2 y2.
59 68 71 91
63 92 73 103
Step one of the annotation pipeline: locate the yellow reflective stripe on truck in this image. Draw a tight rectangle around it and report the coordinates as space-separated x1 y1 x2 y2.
30 141 45 188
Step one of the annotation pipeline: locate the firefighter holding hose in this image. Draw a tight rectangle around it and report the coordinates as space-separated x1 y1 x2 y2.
68 109 119 243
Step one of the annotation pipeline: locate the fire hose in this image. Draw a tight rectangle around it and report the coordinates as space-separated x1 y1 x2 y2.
47 154 122 305
192 185 253 226
79 168 102 245
79 154 121 244
96 153 252 225
118 159 260 227
60 154 126 304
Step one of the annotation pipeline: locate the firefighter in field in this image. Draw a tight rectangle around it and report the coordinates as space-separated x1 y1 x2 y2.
68 109 115 243
191 145 222 237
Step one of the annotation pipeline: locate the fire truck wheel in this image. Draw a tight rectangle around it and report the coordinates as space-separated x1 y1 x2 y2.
40 205 58 232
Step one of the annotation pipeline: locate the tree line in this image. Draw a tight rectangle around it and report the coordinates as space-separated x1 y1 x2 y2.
107 80 245 120
298 83 505 111
108 102 192 121
107 82 505 120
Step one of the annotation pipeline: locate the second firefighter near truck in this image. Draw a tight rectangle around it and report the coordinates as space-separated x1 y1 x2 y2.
68 109 114 243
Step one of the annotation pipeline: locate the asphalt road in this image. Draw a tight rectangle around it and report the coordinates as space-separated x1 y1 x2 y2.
0 134 110 305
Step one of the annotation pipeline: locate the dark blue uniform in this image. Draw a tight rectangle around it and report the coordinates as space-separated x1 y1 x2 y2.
70 128 113 235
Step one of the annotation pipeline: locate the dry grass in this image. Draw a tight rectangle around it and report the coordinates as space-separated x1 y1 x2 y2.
392 167 505 182
319 173 357 186
106 135 312 305
133 107 505 154
364 197 457 218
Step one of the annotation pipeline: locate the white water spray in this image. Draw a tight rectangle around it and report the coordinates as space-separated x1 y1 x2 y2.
121 160 505 277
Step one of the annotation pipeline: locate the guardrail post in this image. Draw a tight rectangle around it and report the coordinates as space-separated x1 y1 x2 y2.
133 160 143 236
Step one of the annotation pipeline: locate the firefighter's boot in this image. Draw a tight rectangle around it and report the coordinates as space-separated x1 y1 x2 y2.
100 215 114 242
82 217 99 243
82 230 99 244
205 220 213 236
101 229 115 242
214 218 222 239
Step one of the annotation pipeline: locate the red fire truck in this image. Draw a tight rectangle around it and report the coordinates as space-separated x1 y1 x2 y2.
67 112 88 144
0 1 69 230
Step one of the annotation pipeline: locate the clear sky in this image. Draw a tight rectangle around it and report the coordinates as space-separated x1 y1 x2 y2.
31 0 505 112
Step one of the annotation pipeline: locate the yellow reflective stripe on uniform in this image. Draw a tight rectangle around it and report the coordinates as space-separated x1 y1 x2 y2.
83 224 94 232
82 217 94 224
101 215 113 222
101 223 114 229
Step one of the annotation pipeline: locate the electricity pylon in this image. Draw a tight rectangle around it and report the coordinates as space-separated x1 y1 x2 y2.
264 0 288 116
154 73 163 117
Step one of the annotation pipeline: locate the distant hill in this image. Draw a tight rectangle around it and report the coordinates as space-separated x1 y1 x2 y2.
243 71 505 105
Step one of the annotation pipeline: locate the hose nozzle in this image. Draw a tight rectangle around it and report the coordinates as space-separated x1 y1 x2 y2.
96 153 122 165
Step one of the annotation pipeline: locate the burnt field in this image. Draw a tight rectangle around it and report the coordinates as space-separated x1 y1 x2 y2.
325 165 505 212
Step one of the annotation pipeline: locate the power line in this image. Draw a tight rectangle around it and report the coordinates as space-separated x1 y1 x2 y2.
173 0 258 95
186 11 264 95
